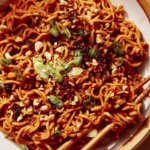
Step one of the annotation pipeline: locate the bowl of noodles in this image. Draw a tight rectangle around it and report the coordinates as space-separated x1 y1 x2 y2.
0 0 150 150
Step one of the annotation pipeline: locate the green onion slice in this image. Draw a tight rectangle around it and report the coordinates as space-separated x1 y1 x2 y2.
14 67 23 82
115 57 124 66
83 97 96 109
54 129 62 136
49 94 64 108
56 62 71 73
50 20 59 37
33 57 49 80
46 64 63 82
0 58 12 69
88 48 98 58
33 57 63 82
33 56 43 63
51 20 57 29
52 71 63 83
20 144 29 150
65 28 71 38
50 28 59 37
78 29 88 35
34 62 49 79
73 50 83 65
59 23 71 38
113 41 124 56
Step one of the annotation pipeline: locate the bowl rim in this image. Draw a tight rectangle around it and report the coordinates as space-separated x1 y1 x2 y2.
119 113 150 150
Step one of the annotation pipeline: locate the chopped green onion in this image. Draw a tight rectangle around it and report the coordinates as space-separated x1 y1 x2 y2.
54 129 62 136
51 20 57 29
73 50 83 65
88 48 98 58
83 98 91 109
73 29 89 36
52 71 63 82
56 62 71 72
33 56 43 63
20 144 29 150
50 20 59 37
78 29 88 35
0 58 12 69
33 57 63 82
14 67 23 82
49 94 64 108
0 83 5 92
115 57 124 66
50 28 59 37
33 57 49 80
65 28 71 38
45 64 55 73
83 97 95 109
34 62 49 79
59 23 71 38
113 41 124 56
46 64 63 82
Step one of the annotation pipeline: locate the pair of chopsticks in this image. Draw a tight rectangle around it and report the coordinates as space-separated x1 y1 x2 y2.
57 126 93 150
57 123 115 150
57 76 150 150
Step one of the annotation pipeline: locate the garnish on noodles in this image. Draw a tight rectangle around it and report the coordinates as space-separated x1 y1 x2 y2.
0 0 149 150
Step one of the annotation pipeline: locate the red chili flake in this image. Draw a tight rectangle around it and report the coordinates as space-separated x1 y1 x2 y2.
59 90 65 97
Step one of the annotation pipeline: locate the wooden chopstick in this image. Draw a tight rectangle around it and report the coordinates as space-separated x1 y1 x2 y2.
135 86 150 103
57 126 93 150
134 76 150 92
81 123 115 150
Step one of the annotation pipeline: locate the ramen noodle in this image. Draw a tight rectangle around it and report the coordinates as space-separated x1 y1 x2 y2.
0 0 149 150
